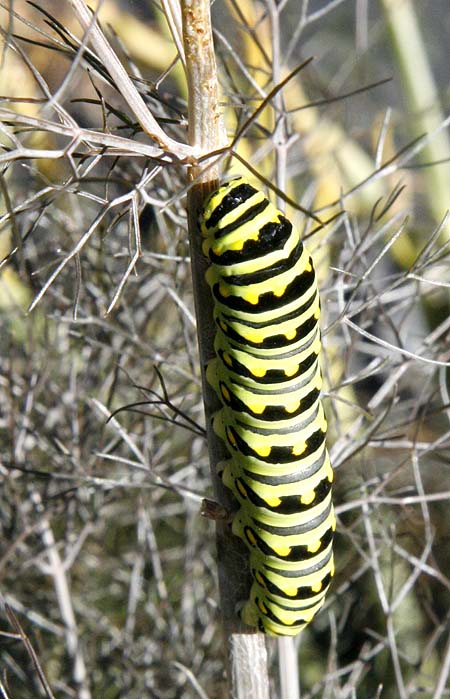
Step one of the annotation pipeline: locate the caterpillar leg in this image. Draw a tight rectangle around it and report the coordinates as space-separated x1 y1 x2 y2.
201 498 230 521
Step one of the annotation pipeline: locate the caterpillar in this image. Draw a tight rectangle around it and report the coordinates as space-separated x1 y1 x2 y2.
200 176 335 636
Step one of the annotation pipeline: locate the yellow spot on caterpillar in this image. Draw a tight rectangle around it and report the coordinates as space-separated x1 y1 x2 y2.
258 599 268 614
223 352 233 367
285 329 297 341
300 490 315 505
255 571 265 587
229 239 244 251
292 441 306 456
327 465 334 482
265 496 282 507
243 291 259 305
254 444 271 457
321 417 328 432
219 283 230 297
226 428 237 448
330 561 335 576
307 540 321 553
314 308 320 320
246 329 265 343
311 581 322 593
236 480 247 498
272 543 291 557
247 401 265 415
221 385 231 402
273 282 286 297
251 365 266 378
284 585 298 597
246 529 257 546
284 365 298 377
286 400 300 414
306 261 313 272
220 320 227 332
303 609 315 623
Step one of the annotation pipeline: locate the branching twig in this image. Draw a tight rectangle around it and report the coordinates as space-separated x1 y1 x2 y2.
69 0 193 158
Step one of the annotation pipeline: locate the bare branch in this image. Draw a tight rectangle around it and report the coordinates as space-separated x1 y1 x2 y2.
69 0 194 159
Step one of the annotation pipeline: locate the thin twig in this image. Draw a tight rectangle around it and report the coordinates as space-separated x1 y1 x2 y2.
161 0 186 70
30 492 91 699
4 604 57 699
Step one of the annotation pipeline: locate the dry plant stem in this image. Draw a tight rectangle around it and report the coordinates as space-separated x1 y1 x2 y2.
69 0 193 159
0 109 171 161
4 605 56 699
432 631 450 699
0 678 11 699
161 0 186 69
182 2 224 158
181 1 269 697
266 0 287 203
278 636 300 699
230 635 270 699
31 492 91 699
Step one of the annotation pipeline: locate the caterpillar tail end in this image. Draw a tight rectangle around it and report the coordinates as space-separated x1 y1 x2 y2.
239 600 307 637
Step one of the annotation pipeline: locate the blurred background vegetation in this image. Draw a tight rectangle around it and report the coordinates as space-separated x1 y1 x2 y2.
0 1 449 697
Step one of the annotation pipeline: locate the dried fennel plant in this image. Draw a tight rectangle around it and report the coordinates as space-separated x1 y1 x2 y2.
1 0 269 696
0 2 450 699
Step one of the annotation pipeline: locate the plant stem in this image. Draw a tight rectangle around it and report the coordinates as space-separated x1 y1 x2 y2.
180 1 270 697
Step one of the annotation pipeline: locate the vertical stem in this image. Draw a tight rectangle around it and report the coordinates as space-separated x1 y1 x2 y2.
181 1 270 697
31 492 91 699
182 2 223 161
267 0 287 206
278 636 300 699
432 631 450 699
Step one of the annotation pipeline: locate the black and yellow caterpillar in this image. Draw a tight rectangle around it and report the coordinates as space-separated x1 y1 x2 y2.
200 176 335 636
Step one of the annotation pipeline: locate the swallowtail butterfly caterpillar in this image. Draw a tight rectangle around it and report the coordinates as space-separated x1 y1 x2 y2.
200 176 335 636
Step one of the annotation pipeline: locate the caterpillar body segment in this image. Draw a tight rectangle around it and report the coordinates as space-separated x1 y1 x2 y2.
213 328 322 385
249 539 335 586
200 176 334 636
240 589 325 636
215 402 328 461
221 461 333 526
207 244 313 290
219 434 330 480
